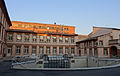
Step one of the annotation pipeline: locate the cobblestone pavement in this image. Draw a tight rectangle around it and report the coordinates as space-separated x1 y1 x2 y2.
0 61 120 76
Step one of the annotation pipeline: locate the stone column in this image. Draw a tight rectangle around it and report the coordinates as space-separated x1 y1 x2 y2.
92 48 94 56
50 35 53 43
29 34 32 43
69 37 71 44
36 45 39 56
29 45 32 56
44 36 46 42
12 45 16 56
57 46 59 55
69 46 71 56
2 29 4 41
63 46 65 54
37 34 39 43
0 26 3 40
57 36 59 44
50 46 53 56
21 45 24 56
108 48 110 57
13 33 16 42
44 46 46 54
22 33 25 42
63 36 65 44
75 46 77 56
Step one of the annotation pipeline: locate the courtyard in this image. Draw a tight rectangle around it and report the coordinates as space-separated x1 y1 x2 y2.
0 61 120 76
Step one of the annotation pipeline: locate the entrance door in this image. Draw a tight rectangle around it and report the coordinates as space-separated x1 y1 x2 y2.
110 46 117 57
79 50 81 56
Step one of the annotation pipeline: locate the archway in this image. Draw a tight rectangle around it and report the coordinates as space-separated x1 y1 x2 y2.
110 46 117 57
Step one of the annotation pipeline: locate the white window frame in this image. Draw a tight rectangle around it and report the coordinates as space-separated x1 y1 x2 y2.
7 46 12 56
24 47 29 55
16 47 21 54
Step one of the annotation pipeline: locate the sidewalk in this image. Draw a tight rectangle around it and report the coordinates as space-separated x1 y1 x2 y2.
0 57 13 62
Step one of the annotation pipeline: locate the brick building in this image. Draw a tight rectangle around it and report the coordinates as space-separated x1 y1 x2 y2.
0 0 12 58
76 26 120 58
7 21 87 57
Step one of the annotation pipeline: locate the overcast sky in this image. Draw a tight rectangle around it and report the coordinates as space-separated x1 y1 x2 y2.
5 0 120 35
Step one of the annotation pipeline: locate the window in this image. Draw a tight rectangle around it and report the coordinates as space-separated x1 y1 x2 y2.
39 26 41 29
59 48 63 55
24 47 29 55
18 24 22 27
89 48 92 56
33 26 36 29
47 36 50 42
110 36 113 40
17 34 22 41
32 47 36 54
46 47 50 55
99 40 103 46
40 47 43 54
47 26 50 29
59 37 63 43
79 50 81 56
84 48 87 54
33 35 37 42
53 37 57 43
89 41 92 46
104 48 108 56
16 46 21 54
71 48 74 55
25 34 29 42
64 28 68 31
53 47 57 55
94 48 98 56
8 46 12 54
40 36 44 42
94 41 98 46
8 33 13 41
24 25 29 28
65 48 68 54
71 37 74 43
65 37 69 43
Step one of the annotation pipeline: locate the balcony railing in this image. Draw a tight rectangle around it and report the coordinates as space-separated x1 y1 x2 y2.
109 39 120 45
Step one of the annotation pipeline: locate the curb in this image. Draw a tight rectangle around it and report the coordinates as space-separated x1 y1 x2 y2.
12 64 120 71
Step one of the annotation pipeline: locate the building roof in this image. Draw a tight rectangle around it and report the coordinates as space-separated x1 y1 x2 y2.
76 37 97 43
93 26 120 30
7 29 78 36
11 21 75 27
0 0 12 26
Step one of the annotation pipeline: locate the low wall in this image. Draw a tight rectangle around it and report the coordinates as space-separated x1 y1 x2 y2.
12 56 120 69
88 57 120 67
70 56 120 68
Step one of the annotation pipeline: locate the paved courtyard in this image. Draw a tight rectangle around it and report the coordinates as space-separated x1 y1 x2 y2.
0 61 120 76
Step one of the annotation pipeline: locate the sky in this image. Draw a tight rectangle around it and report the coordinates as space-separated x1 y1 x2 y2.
4 0 120 35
